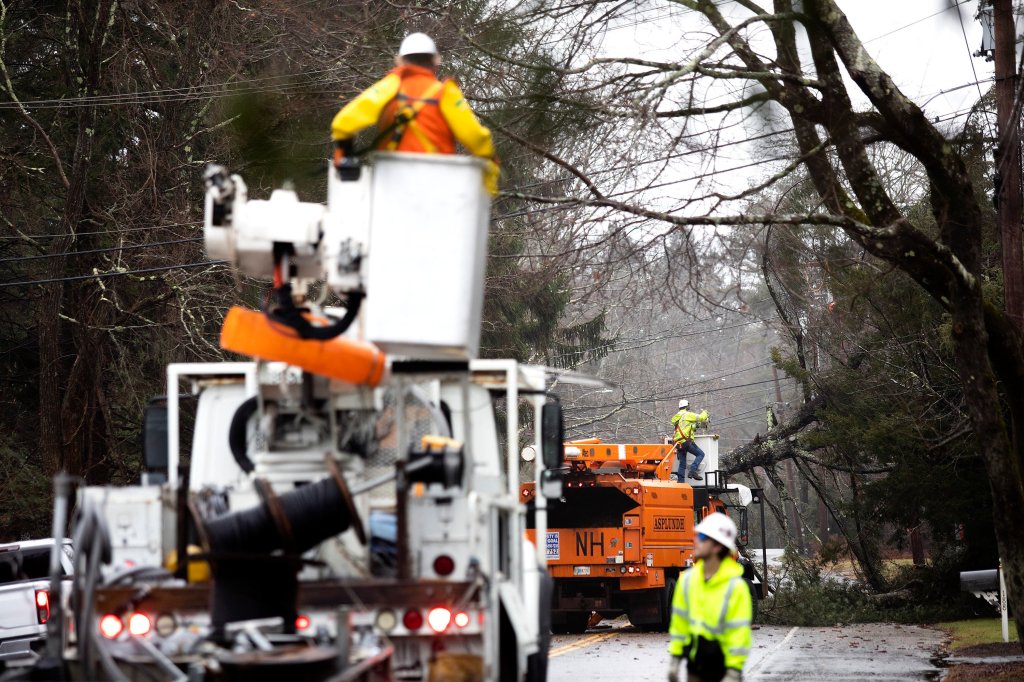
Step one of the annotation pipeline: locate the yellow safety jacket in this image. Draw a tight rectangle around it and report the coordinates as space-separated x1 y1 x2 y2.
330 65 498 193
672 409 709 443
667 556 752 673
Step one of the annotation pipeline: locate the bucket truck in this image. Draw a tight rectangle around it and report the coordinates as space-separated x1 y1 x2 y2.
31 152 575 682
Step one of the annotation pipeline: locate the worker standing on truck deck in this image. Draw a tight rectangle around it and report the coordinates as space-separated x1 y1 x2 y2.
330 32 500 195
672 399 709 481
667 512 752 682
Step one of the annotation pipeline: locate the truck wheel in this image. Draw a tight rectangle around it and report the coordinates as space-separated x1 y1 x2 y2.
527 572 553 682
634 574 676 632
552 612 590 635
227 396 258 473
661 575 677 631
746 578 759 623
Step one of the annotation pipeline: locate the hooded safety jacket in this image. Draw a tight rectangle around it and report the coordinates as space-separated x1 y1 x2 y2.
667 556 753 673
672 408 709 443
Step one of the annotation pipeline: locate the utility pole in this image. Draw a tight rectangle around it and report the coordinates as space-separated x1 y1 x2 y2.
994 0 1024 330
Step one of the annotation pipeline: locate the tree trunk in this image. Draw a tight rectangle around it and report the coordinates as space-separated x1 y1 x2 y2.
952 303 1024 645
909 525 925 567
37 1 109 476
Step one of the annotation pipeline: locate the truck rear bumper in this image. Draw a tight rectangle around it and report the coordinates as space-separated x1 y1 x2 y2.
0 634 44 661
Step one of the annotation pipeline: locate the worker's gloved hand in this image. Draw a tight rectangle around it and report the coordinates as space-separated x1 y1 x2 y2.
666 655 681 682
483 158 500 197
333 139 361 181
723 668 743 682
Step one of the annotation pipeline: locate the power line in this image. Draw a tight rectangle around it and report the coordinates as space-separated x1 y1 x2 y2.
0 237 203 265
0 256 226 284
0 1 964 111
0 221 202 241
863 0 971 44
565 377 781 412
956 0 996 142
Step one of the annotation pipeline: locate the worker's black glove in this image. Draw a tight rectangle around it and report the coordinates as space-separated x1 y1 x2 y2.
333 139 361 181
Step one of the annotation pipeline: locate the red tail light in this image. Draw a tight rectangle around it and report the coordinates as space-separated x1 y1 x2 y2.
128 612 152 636
427 607 452 633
295 615 311 630
99 614 124 639
403 609 424 631
433 555 455 577
34 590 49 624
454 611 470 628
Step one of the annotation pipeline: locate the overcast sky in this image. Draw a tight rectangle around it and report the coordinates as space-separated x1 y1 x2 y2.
842 0 987 121
592 1 998 215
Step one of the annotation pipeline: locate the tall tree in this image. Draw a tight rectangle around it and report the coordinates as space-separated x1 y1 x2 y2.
476 0 1024 642
0 0 615 538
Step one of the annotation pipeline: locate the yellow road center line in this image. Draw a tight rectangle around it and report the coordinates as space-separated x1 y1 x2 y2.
548 635 597 657
549 630 618 658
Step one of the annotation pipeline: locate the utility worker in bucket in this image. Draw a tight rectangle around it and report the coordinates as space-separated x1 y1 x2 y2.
330 32 500 195
667 512 752 682
672 399 709 481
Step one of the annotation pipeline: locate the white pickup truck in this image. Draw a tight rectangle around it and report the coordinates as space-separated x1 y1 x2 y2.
0 540 72 662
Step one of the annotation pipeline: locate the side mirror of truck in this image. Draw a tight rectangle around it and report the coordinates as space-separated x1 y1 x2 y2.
736 507 750 547
142 399 169 484
540 402 564 470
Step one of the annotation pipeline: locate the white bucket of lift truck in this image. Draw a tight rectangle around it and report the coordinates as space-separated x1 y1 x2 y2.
684 434 719 479
362 152 490 359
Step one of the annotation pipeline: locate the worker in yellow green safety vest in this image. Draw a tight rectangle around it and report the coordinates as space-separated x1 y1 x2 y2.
672 398 709 481
667 512 752 682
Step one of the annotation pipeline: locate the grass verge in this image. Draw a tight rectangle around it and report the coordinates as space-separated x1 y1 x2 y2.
938 619 1019 651
937 619 1023 682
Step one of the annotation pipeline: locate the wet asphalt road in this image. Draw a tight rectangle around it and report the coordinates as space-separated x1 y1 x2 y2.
548 619 946 681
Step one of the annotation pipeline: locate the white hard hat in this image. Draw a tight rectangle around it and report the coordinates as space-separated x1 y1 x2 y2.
678 399 689 409
399 32 438 56
694 512 738 551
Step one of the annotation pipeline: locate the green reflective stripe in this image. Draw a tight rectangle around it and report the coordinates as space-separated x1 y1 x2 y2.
670 634 687 641
718 577 741 628
724 619 751 628
728 647 750 655
692 619 725 635
672 607 688 618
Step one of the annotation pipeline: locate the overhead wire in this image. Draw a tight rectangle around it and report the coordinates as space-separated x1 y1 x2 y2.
0 237 203 264
1 9 995 287
0 0 962 110
0 221 202 241
954 0 997 141
564 377 782 412
862 0 971 44
0 260 228 289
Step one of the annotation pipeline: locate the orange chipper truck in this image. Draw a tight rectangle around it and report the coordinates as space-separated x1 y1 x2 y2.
521 436 757 634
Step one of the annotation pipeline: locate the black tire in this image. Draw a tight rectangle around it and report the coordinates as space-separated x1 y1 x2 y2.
499 604 517 682
527 573 553 682
746 578 759 623
635 574 677 632
551 612 590 635
228 396 258 473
